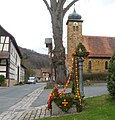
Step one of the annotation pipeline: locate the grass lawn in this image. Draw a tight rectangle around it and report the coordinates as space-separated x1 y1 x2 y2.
38 94 115 120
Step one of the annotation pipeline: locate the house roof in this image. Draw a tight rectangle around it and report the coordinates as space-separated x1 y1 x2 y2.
0 25 22 58
34 69 43 78
21 64 27 69
41 68 51 73
82 35 115 57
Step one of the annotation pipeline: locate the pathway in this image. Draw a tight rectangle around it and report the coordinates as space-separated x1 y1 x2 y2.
0 86 50 120
0 83 108 120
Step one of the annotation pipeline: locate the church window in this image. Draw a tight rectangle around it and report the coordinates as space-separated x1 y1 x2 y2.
73 26 76 31
73 26 78 31
105 61 108 69
73 22 78 31
88 61 92 72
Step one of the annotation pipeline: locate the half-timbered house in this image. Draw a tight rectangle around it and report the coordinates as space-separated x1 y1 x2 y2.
0 25 24 86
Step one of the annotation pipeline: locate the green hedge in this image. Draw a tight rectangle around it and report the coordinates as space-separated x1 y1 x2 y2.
83 72 107 81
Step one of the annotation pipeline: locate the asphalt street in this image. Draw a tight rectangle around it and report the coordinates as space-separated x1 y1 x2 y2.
0 83 108 115
0 82 46 114
31 83 108 107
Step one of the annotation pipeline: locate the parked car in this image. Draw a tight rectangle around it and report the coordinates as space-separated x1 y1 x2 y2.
27 77 36 84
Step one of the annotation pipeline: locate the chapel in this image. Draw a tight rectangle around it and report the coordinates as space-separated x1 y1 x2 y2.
66 9 115 76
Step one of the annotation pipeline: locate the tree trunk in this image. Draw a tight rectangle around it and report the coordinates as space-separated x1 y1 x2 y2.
53 46 66 85
52 10 66 84
43 0 79 84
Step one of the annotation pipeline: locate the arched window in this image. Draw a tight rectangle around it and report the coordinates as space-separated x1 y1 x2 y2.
105 61 108 69
73 26 78 31
73 26 76 31
88 61 92 72
73 22 78 31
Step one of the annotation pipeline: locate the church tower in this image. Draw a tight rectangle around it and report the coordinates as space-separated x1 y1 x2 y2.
66 8 83 70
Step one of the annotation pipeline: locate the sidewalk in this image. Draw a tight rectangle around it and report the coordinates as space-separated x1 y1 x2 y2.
0 86 50 120
0 83 108 120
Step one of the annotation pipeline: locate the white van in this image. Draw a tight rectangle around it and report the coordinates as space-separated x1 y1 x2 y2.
28 77 36 84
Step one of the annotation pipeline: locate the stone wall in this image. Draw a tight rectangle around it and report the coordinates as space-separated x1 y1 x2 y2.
83 58 110 73
51 101 77 116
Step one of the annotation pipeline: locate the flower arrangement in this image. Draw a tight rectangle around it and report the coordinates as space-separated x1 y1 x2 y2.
47 56 82 112
47 85 76 112
47 85 59 109
47 44 89 113
72 42 89 58
48 86 82 112
53 93 75 112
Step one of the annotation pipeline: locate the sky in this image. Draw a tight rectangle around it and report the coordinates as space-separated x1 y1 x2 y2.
0 0 115 54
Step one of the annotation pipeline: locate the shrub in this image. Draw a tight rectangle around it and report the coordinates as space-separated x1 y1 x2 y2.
107 52 115 99
0 75 5 86
83 72 107 81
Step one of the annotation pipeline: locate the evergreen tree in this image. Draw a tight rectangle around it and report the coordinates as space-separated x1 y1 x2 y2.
107 52 115 99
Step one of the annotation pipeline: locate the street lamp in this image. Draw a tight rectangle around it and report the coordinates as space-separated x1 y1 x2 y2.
45 38 53 82
78 57 85 98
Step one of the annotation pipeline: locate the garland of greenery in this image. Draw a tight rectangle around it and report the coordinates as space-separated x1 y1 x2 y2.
47 43 89 113
47 55 82 112
72 42 89 57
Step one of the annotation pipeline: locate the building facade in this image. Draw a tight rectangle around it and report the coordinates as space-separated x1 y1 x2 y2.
34 68 51 82
66 9 115 74
0 25 25 86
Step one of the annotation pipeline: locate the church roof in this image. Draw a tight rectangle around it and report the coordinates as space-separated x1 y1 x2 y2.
68 9 82 20
0 25 22 58
82 36 115 58
66 8 83 25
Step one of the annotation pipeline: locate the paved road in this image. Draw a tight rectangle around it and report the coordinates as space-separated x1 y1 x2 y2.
0 83 108 120
84 83 109 98
0 82 46 114
32 83 108 107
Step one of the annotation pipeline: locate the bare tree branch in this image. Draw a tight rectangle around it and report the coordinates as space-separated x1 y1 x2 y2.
50 0 57 13
58 0 66 6
43 0 52 15
56 0 66 16
63 0 79 16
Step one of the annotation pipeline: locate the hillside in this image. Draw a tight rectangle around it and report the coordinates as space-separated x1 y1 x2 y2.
19 47 50 69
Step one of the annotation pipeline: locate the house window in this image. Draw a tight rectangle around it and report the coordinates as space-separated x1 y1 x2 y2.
1 36 5 43
11 48 13 54
15 54 17 65
0 59 6 65
105 61 108 70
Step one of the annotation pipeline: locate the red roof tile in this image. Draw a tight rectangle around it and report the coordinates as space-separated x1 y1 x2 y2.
82 36 115 57
41 68 51 73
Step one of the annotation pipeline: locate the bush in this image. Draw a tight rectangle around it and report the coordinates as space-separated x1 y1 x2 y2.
107 52 115 99
0 75 5 86
83 72 107 81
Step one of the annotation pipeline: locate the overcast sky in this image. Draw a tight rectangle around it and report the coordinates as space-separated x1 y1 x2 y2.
0 0 115 54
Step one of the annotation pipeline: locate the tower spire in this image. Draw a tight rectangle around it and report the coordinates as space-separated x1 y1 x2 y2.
74 4 76 12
